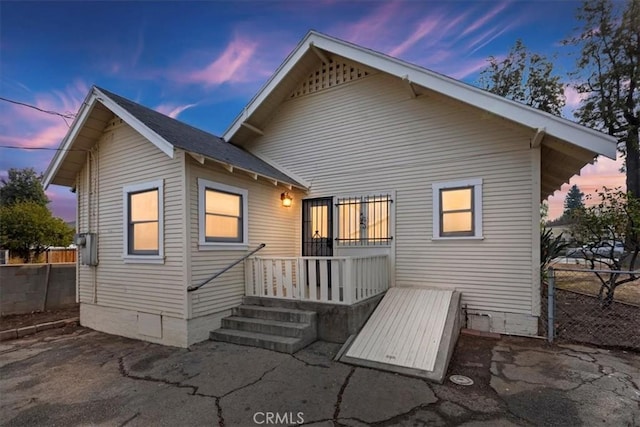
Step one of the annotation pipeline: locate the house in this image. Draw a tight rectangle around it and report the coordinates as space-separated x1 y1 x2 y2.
43 31 616 355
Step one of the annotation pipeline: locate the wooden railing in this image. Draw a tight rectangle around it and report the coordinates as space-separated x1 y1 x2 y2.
245 255 389 304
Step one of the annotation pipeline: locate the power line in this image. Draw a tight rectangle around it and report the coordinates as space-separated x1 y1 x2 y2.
0 145 88 152
0 96 76 120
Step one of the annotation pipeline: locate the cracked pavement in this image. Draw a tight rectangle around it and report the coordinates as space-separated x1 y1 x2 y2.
1 327 638 426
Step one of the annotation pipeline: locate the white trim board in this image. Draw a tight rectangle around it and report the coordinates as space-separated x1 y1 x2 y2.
122 179 165 263
197 178 249 250
432 178 483 240
43 90 99 188
223 31 617 160
43 87 175 189
94 88 175 158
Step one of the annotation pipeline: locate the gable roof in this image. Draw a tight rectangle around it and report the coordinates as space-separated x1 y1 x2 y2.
43 87 306 189
224 31 616 160
221 31 618 201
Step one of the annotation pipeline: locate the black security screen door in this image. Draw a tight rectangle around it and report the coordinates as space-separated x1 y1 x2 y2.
302 197 333 256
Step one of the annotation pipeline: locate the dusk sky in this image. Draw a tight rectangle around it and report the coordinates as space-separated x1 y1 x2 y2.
0 1 625 222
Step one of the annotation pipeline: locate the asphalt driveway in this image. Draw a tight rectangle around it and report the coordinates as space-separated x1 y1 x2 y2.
1 326 638 426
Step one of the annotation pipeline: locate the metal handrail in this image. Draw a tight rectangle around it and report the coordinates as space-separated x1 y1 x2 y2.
186 243 266 292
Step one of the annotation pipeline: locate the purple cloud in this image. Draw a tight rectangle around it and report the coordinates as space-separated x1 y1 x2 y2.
185 35 259 86
46 185 77 222
337 1 404 47
467 25 513 55
0 81 88 149
564 84 586 108
155 102 196 119
459 1 510 38
442 58 490 80
389 16 441 57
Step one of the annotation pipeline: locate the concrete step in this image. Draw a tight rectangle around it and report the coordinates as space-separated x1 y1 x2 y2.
221 316 313 338
213 304 318 353
210 328 312 353
232 305 317 324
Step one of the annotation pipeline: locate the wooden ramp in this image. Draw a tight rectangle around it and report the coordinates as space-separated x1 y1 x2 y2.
341 287 461 383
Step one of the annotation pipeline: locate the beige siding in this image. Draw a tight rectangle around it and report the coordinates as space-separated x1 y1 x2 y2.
77 122 185 317
243 73 537 315
77 155 91 303
187 158 301 318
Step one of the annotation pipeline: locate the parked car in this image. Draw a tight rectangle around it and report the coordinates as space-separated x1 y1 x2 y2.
566 241 624 259
589 241 625 257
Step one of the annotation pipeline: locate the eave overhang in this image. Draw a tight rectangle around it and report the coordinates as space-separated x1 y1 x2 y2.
223 31 617 161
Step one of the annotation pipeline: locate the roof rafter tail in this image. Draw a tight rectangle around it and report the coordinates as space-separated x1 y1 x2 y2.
188 152 205 164
310 42 331 64
223 30 617 164
46 86 305 190
241 122 264 135
201 156 304 190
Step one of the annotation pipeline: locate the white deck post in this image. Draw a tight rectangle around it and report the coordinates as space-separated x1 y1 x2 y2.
297 258 306 300
343 257 354 304
274 260 284 298
284 260 293 298
330 259 341 302
319 259 329 302
245 259 253 296
257 258 265 297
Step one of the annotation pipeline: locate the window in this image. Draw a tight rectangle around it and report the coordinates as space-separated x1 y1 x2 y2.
310 204 329 238
198 179 248 249
336 194 392 245
123 180 164 263
432 179 482 239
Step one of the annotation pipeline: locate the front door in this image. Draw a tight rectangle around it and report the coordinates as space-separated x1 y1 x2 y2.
302 197 333 256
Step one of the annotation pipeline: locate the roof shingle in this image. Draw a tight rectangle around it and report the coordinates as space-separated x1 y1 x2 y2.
96 87 304 188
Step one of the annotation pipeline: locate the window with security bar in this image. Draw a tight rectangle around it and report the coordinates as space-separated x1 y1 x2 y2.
336 194 392 245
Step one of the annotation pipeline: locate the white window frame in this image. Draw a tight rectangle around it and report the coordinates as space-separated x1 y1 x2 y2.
122 179 164 264
198 178 249 251
432 178 483 240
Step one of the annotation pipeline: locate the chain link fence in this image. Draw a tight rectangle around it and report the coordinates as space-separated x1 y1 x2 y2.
540 267 640 351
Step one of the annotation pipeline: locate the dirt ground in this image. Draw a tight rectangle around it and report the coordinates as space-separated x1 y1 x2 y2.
553 266 640 305
541 286 640 351
0 305 79 331
555 289 640 350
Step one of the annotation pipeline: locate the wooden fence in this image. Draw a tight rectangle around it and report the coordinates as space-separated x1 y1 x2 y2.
5 248 77 264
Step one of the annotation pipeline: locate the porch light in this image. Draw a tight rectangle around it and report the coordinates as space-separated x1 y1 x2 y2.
281 192 293 207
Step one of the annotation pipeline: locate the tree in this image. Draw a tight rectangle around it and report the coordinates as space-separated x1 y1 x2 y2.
565 0 640 197
478 39 566 115
545 185 586 226
540 201 549 228
564 184 585 217
0 168 49 207
541 225 569 281
0 202 74 263
571 187 639 306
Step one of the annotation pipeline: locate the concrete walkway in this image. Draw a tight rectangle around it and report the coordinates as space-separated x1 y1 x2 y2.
0 327 638 426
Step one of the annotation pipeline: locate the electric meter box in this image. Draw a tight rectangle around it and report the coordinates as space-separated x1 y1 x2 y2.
75 232 98 266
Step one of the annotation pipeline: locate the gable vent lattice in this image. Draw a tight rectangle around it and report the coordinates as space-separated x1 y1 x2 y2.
290 60 371 98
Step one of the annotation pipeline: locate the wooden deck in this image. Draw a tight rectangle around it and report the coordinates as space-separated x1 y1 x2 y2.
245 255 389 305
